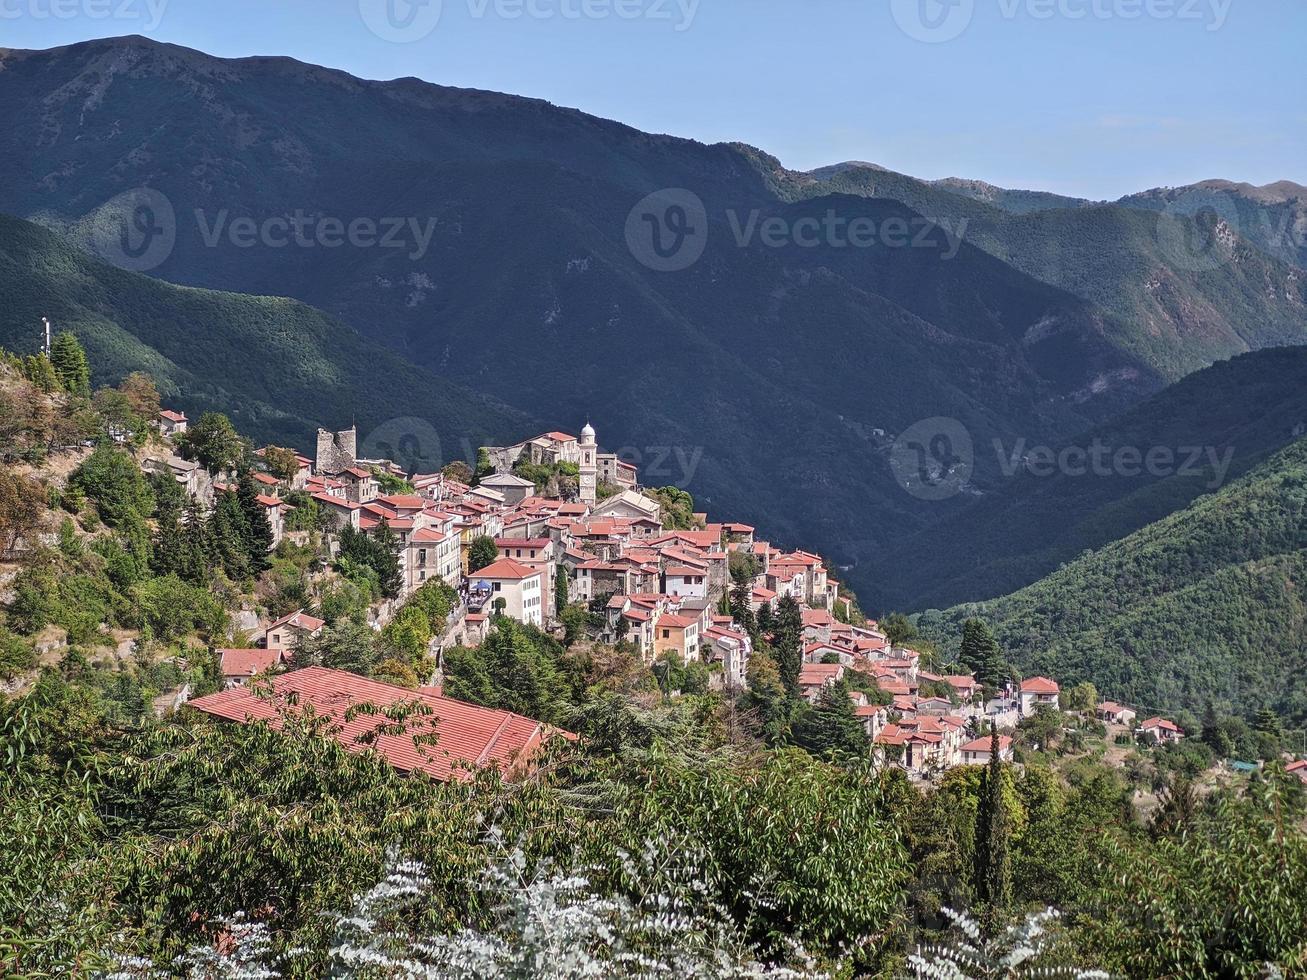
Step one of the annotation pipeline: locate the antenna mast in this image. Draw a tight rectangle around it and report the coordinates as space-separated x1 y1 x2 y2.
41 317 52 356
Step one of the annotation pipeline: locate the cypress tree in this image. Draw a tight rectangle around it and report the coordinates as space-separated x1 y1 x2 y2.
974 724 1013 931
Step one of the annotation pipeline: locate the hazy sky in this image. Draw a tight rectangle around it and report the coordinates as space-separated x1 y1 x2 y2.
3 0 1303 199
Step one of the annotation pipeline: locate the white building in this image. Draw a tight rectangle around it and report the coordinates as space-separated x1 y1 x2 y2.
473 558 545 627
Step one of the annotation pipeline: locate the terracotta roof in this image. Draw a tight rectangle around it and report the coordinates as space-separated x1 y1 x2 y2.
1020 676 1060 694
474 558 542 581
1141 717 1183 733
219 648 284 678
380 494 427 509
494 538 552 550
798 663 844 687
189 668 571 782
962 734 1014 753
159 409 187 423
656 614 697 630
266 610 326 635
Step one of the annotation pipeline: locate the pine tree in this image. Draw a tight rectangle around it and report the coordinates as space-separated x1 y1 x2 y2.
151 492 186 578
49 333 90 397
791 681 869 760
209 490 252 581
180 497 215 584
961 618 1008 690
237 469 274 573
372 520 404 600
730 577 758 643
1254 706 1283 738
974 725 1013 932
774 594 803 697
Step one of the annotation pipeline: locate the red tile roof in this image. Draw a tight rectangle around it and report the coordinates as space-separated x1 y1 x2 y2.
656 614 697 630
1141 717 1183 733
266 610 326 636
189 667 572 782
961 734 1014 754
219 648 284 678
1020 676 1060 695
798 663 844 687
474 558 542 581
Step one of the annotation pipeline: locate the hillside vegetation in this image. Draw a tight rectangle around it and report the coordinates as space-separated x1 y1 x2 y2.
0 213 526 460
919 438 1307 724
866 346 1307 610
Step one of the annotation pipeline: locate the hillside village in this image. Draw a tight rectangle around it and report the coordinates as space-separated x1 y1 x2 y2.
124 411 1237 780
4 335 1303 794
5 334 1307 978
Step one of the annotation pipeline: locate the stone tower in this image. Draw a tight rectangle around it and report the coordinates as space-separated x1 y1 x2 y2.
579 422 597 506
315 426 357 476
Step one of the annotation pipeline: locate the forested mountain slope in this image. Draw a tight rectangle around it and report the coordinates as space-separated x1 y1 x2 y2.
918 438 1307 723
864 346 1307 611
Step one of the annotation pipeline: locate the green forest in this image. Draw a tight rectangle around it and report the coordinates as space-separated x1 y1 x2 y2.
919 437 1307 727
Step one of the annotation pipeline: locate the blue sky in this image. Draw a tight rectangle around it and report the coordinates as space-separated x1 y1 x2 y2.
3 0 1303 199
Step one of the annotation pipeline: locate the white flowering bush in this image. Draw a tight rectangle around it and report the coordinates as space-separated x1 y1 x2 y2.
327 834 822 979
109 834 825 978
908 908 1107 980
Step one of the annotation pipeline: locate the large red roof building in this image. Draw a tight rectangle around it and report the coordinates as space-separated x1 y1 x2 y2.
188 667 573 782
